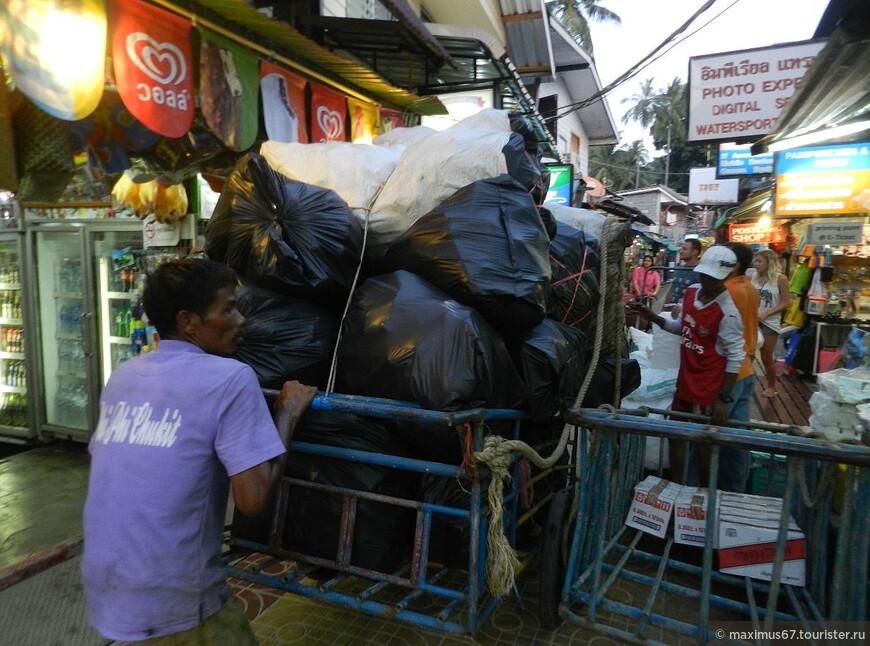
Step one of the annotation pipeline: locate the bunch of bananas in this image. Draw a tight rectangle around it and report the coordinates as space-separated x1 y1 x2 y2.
111 173 189 223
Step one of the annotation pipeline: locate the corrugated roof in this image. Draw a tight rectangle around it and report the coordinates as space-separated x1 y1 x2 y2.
498 0 619 145
153 0 446 114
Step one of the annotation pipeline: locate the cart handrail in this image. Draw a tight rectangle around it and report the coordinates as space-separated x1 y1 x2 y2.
565 406 870 467
262 389 526 426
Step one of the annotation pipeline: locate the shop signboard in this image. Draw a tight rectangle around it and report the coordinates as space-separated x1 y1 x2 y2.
688 40 825 143
805 221 864 245
688 167 739 204
717 143 774 177
544 164 573 206
775 143 870 216
728 222 786 244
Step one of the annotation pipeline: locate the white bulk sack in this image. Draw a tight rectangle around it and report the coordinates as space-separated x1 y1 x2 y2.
367 109 513 252
260 140 401 214
372 125 436 149
549 203 608 240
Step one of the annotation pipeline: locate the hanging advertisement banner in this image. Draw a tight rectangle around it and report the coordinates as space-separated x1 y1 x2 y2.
199 30 259 152
348 97 378 144
775 143 870 216
688 40 825 143
259 61 309 144
717 143 774 177
111 0 194 138
378 108 406 134
728 222 786 244
309 83 347 142
0 0 106 121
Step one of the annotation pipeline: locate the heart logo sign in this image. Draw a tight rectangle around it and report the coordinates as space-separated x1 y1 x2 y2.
126 33 187 86
316 106 344 141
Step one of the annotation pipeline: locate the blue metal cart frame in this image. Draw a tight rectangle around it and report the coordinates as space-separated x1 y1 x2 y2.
558 406 870 645
222 391 554 635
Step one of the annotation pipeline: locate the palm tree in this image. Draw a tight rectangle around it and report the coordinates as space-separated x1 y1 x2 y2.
547 0 621 54
588 140 651 192
621 78 658 128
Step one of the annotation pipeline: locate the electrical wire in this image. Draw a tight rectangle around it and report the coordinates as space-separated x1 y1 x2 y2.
549 0 743 122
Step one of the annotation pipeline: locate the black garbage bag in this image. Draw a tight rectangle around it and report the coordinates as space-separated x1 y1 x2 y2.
580 358 641 408
419 473 473 569
337 270 525 412
382 175 551 340
511 318 591 421
502 131 543 191
205 153 364 309
233 284 339 390
232 408 417 573
548 222 601 330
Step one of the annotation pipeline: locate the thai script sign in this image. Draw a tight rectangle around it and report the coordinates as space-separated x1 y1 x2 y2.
688 40 825 143
775 143 870 216
688 167 739 204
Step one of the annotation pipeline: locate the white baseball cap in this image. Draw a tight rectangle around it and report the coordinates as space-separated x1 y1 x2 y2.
695 245 737 280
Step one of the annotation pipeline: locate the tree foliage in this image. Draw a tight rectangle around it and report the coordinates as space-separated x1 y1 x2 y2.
547 0 621 54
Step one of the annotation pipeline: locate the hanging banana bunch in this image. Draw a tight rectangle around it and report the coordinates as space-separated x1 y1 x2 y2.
111 172 188 223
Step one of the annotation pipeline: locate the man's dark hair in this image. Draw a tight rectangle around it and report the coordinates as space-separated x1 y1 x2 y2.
143 258 238 338
724 242 753 275
683 238 702 255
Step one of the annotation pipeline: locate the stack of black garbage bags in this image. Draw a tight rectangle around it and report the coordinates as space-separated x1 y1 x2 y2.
208 118 639 573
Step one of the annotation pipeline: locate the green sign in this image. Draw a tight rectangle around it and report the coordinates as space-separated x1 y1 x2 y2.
545 164 573 206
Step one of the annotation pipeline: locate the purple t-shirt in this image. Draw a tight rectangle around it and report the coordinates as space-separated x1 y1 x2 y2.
82 340 285 641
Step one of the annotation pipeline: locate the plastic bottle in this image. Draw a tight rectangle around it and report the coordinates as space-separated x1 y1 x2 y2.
131 320 147 355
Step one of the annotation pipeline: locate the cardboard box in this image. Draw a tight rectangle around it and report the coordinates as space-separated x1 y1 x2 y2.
625 476 681 538
717 492 806 586
673 487 716 546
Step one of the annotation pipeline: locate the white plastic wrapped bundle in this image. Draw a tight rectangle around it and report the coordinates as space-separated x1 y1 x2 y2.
260 140 401 215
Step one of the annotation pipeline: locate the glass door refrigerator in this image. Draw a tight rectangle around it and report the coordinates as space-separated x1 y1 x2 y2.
0 196 36 442
28 217 187 442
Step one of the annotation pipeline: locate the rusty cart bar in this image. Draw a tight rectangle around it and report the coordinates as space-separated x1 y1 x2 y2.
558 407 870 645
222 391 542 635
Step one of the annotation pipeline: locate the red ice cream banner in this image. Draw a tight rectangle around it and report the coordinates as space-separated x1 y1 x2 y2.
309 83 347 143
378 108 406 134
260 61 309 144
110 0 194 138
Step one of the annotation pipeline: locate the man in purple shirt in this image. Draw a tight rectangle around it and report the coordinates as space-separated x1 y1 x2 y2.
82 258 317 644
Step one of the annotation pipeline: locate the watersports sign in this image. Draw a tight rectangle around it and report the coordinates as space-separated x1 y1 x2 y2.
775 143 870 216
717 143 774 177
688 40 825 143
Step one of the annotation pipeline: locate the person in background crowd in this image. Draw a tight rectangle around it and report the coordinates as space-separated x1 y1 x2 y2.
669 238 703 306
631 254 661 304
82 258 318 645
628 245 745 486
748 248 791 397
721 241 760 492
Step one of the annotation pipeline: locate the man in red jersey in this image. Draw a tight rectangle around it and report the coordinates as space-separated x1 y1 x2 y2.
629 245 745 486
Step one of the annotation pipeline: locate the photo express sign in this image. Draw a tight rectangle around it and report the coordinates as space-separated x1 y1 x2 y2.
688 40 825 143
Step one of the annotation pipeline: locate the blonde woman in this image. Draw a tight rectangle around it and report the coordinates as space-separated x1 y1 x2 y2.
748 249 791 397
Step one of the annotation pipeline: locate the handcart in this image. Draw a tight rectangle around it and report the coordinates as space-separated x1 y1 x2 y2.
222 390 572 635
550 405 870 644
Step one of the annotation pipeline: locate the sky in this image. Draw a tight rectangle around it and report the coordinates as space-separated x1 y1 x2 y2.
587 0 830 150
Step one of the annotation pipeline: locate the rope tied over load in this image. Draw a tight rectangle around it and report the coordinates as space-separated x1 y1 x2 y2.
473 217 625 597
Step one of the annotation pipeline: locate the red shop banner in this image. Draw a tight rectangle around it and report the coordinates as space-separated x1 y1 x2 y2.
728 222 786 245
260 61 309 144
378 108 406 134
110 0 194 138
309 83 347 143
